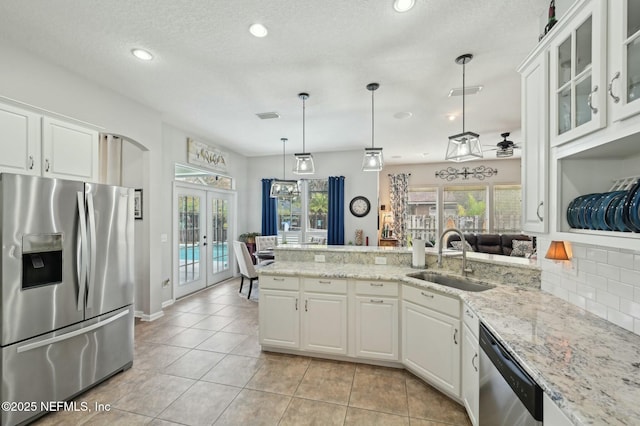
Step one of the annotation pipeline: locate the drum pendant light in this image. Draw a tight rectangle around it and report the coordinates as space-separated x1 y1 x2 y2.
362 82 384 172
293 93 315 175
446 54 483 162
270 138 300 198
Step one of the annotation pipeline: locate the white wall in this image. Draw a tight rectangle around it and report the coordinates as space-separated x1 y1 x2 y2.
540 238 640 336
0 39 165 318
245 150 379 245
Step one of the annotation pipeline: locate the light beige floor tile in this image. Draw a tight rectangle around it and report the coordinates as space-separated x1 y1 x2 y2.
158 381 241 425
196 331 250 353
113 374 194 417
163 349 226 379
409 418 456 426
220 317 259 335
406 375 471 425
349 370 408 416
279 397 347 426
294 359 355 405
230 334 265 358
148 420 184 426
164 328 216 348
137 325 188 344
355 363 407 379
32 407 99 426
245 356 309 395
191 315 235 331
201 354 263 387
344 407 410 426
164 312 210 327
134 343 190 371
187 303 227 315
78 408 152 425
213 389 290 426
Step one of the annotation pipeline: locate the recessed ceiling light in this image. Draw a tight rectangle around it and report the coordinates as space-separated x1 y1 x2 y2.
131 48 153 61
393 0 415 12
393 111 413 119
448 114 456 121
249 23 268 38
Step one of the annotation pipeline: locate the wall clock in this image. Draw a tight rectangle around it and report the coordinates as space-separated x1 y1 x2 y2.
349 196 371 218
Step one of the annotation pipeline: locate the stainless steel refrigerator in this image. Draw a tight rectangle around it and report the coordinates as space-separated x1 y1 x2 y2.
0 173 135 426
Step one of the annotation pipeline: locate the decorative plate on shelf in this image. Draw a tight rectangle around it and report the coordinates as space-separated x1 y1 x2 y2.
349 196 371 218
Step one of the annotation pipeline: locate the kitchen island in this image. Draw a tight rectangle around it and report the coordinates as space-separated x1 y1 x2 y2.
258 245 640 425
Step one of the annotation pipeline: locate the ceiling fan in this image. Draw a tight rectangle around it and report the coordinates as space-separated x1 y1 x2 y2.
484 132 521 158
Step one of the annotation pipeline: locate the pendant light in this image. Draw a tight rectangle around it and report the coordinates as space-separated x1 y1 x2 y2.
270 138 300 198
293 92 315 175
362 82 384 172
446 54 483 162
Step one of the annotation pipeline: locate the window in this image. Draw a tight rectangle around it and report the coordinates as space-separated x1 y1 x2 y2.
407 187 438 244
494 185 522 233
444 185 487 233
276 179 328 244
174 164 233 189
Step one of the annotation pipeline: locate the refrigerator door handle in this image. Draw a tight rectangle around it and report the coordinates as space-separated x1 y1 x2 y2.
86 192 97 310
16 310 129 353
77 192 88 311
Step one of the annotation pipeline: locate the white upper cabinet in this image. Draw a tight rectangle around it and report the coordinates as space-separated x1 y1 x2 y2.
42 117 99 182
549 0 607 147
0 103 41 175
608 1 640 122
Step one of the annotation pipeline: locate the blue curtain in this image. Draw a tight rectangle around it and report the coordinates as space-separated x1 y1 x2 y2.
327 176 345 245
261 179 278 236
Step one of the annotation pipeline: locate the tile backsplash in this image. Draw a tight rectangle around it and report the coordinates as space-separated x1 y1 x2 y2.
539 237 640 336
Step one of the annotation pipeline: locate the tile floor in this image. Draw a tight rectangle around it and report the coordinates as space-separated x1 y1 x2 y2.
36 278 471 425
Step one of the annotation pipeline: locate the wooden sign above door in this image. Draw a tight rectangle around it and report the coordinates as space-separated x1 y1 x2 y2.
187 138 228 172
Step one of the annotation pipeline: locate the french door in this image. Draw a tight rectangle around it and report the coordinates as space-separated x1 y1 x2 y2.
174 184 234 299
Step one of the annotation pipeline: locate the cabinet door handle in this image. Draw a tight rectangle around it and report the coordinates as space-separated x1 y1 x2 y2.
370 283 384 287
305 300 308 312
587 85 599 114
273 277 285 281
318 280 331 284
609 71 621 103
420 291 434 299
370 299 384 303
453 328 458 345
536 201 544 222
28 155 34 170
472 353 478 372
44 159 50 172
465 308 474 319
295 298 298 311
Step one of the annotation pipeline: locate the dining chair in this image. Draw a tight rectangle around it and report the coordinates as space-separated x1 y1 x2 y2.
255 235 278 252
233 241 259 299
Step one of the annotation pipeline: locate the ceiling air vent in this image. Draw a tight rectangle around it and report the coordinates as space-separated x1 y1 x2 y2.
256 112 280 120
448 85 483 97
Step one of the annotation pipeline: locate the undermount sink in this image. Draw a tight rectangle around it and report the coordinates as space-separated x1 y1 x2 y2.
406 271 494 292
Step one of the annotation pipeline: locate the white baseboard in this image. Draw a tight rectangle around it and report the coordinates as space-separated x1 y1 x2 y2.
162 299 175 308
134 310 164 322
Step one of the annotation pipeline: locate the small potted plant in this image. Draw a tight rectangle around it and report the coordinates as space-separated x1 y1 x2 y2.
239 232 260 244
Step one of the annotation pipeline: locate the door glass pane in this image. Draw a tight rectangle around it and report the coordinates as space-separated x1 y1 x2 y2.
277 196 301 244
575 16 592 75
307 179 328 242
178 195 201 285
575 75 593 127
627 37 640 103
211 197 229 274
494 185 522 233
558 86 572 134
558 37 572 87
407 187 438 245
628 0 640 38
443 186 486 233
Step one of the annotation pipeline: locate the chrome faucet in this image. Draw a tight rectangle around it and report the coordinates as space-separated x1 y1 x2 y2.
438 228 473 276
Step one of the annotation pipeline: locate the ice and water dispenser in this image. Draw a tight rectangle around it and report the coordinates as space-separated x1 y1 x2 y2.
22 234 63 289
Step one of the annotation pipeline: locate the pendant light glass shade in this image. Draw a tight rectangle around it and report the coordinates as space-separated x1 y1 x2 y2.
270 138 300 198
446 54 483 162
293 93 315 175
362 83 383 172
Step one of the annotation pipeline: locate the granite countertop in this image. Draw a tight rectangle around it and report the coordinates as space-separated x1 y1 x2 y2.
259 261 640 425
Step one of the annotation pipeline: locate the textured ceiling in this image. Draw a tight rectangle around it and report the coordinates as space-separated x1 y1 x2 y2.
0 0 549 163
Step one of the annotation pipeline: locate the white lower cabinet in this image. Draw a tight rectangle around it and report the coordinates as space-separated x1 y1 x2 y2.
259 289 300 349
301 292 347 355
354 296 398 361
461 303 479 426
402 285 461 398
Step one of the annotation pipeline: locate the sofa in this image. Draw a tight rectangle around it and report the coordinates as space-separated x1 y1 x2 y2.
446 233 535 257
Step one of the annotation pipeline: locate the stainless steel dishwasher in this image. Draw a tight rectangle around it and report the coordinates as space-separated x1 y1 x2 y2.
479 323 543 425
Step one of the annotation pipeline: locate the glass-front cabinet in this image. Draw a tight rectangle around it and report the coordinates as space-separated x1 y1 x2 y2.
609 0 640 122
549 0 606 147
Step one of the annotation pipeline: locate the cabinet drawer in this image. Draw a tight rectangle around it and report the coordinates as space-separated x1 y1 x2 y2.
260 275 299 291
402 285 459 318
462 302 479 339
303 278 347 294
355 280 398 297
